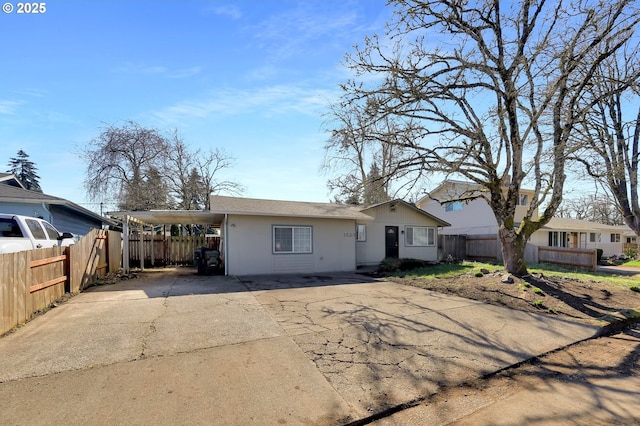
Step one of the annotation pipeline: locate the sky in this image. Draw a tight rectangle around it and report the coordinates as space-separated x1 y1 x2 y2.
1 0 392 213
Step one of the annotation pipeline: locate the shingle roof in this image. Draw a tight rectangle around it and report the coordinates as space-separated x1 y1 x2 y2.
210 195 373 220
0 173 25 188
0 184 109 224
360 199 451 226
541 217 623 232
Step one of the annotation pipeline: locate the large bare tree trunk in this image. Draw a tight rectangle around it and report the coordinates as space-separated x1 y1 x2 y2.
499 227 528 277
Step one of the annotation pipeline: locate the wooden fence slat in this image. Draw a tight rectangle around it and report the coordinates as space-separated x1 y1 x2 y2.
29 254 67 268
1 228 123 335
30 276 67 293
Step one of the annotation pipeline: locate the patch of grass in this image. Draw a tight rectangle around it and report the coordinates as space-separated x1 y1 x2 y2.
630 285 640 293
533 287 544 295
623 259 640 268
392 260 500 279
532 299 546 309
529 263 640 287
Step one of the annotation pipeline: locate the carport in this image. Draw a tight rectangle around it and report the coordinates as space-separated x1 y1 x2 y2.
108 210 226 273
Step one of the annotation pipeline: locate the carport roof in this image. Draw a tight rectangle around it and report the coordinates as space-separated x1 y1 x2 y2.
108 210 225 226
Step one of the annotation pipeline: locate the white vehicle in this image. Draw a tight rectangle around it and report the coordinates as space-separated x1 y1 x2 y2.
0 214 75 254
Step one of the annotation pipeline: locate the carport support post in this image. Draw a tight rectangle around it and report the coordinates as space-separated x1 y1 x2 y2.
139 224 145 271
150 225 155 267
123 216 130 274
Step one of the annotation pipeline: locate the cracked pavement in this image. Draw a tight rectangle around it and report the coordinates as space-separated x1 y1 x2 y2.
0 268 599 425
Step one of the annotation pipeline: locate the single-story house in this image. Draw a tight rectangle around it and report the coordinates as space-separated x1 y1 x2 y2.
531 217 637 257
209 196 450 275
0 173 111 236
110 196 450 276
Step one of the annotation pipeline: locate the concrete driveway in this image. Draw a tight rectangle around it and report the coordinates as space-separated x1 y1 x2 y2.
0 268 598 425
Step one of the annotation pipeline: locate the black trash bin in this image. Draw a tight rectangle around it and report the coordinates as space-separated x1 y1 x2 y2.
194 247 221 275
194 246 209 275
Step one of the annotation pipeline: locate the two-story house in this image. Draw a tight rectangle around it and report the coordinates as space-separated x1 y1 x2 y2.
417 180 635 257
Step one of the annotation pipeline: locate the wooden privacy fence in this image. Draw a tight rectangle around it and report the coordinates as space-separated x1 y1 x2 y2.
1 229 123 335
445 234 594 270
128 235 219 267
466 234 501 261
538 246 596 271
438 234 466 261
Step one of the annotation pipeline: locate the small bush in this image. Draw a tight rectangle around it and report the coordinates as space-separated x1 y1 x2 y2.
379 257 403 273
379 258 431 273
624 248 638 260
596 248 604 263
398 258 428 271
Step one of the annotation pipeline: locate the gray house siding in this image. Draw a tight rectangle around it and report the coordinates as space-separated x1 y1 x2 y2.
356 202 442 266
224 214 357 275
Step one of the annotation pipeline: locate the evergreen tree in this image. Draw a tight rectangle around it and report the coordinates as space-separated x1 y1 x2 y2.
7 150 42 192
363 163 389 205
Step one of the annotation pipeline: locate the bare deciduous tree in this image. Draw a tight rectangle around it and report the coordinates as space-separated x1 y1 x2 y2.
81 121 170 211
82 122 243 212
195 148 244 210
330 0 639 274
322 98 417 204
571 48 640 236
555 194 625 225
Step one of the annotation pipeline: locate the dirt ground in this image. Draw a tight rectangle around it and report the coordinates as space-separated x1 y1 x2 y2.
376 268 640 425
388 268 640 326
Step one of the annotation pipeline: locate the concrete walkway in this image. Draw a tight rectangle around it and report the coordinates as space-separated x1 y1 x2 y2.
0 268 599 425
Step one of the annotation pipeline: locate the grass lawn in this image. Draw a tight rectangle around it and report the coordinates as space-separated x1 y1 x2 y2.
393 260 640 289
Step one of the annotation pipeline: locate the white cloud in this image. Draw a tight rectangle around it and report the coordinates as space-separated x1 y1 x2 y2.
207 4 242 20
149 84 339 125
0 100 24 115
112 63 202 79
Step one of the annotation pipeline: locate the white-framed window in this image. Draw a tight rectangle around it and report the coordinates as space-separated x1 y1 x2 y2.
548 231 567 247
405 226 436 247
444 201 463 212
610 233 621 243
273 226 312 253
518 194 529 206
356 224 366 242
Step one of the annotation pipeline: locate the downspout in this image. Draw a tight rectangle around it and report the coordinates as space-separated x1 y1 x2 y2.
41 202 53 223
223 213 228 275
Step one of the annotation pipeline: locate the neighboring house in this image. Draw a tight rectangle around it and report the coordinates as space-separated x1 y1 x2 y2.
416 180 536 235
417 179 636 258
531 217 633 257
0 173 110 236
209 195 450 275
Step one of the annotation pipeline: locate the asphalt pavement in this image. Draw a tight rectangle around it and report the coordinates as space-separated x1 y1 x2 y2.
0 268 600 425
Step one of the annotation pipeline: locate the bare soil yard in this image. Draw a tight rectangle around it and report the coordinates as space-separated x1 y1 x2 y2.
387 266 640 326
372 264 640 425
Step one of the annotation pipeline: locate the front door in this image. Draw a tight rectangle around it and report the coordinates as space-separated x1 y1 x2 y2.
385 226 399 258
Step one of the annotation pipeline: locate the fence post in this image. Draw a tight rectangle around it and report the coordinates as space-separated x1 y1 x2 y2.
64 245 71 293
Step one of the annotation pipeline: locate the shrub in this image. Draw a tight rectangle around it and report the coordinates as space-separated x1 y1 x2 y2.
379 257 403 273
596 248 604 263
624 248 638 260
398 258 428 271
379 257 428 273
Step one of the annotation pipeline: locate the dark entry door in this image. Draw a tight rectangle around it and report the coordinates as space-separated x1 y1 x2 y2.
385 226 399 258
